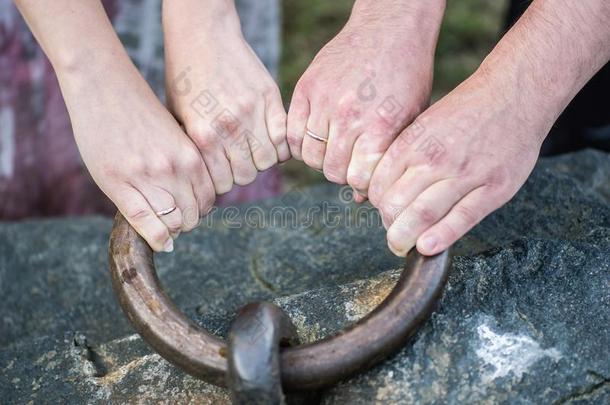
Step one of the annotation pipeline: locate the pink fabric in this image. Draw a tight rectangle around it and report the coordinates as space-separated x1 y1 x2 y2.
0 2 281 220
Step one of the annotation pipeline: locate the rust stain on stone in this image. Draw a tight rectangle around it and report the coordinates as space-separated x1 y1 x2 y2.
346 277 396 321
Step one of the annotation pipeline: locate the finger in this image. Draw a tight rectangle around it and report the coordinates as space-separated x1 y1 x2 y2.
114 185 174 253
301 109 329 170
286 88 310 160
322 122 359 184
189 129 234 195
354 191 367 204
247 106 278 171
170 186 200 232
368 121 425 207
265 92 290 162
226 133 259 186
386 178 476 257
347 131 395 197
136 183 183 233
189 158 216 217
416 186 496 256
376 167 440 228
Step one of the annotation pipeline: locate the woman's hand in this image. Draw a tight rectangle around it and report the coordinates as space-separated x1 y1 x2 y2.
57 54 215 253
14 0 215 251
163 0 289 194
287 0 445 199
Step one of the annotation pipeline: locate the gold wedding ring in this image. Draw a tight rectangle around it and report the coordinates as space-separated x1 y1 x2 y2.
306 129 328 143
156 206 177 217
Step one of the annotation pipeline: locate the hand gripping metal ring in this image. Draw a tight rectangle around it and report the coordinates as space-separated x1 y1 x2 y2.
108 212 450 391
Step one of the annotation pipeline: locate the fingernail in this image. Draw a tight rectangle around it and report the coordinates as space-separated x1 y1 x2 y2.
163 239 174 253
419 235 437 254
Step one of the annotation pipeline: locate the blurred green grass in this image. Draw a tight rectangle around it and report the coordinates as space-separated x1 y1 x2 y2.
279 0 508 187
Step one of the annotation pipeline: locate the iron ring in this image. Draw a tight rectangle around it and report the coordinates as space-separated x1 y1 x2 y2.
108 212 450 391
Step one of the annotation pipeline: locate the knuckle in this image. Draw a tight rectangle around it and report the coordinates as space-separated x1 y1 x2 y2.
323 162 346 184
101 163 120 179
303 154 322 170
409 201 436 224
255 155 277 172
454 204 478 226
149 156 176 177
438 221 459 244
166 215 183 232
215 179 233 195
199 195 215 214
263 85 282 101
378 197 401 222
182 150 203 171
386 229 405 254
287 130 302 146
189 126 219 152
236 96 257 116
269 118 287 145
125 206 152 223
233 169 257 186
294 77 312 95
150 227 169 245
347 171 369 192
368 185 383 207
125 159 147 176
370 115 398 134
485 166 512 192
336 114 361 132
455 158 472 177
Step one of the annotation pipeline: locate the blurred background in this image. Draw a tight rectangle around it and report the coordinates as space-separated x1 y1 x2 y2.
279 0 507 189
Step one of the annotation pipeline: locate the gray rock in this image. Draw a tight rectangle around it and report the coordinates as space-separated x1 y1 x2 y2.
1 149 609 403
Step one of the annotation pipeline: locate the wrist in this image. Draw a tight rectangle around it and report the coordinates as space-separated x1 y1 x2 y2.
162 0 242 37
350 0 446 25
54 44 148 109
348 0 446 53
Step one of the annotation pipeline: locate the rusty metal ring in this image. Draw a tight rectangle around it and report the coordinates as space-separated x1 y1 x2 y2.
108 212 450 391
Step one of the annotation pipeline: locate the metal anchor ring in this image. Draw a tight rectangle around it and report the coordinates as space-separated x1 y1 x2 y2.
108 212 450 391
228 302 299 404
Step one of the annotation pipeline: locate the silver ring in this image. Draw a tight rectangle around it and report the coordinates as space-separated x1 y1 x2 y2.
156 206 177 217
306 129 328 143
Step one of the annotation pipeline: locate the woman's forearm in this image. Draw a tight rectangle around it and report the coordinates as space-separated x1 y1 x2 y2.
162 0 242 41
478 0 610 136
13 0 131 74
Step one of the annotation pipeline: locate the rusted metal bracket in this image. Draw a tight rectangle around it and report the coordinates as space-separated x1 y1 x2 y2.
228 302 299 404
108 212 450 392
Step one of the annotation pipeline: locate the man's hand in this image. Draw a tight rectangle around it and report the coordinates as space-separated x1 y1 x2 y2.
287 0 445 197
369 0 610 257
369 72 545 256
163 0 289 195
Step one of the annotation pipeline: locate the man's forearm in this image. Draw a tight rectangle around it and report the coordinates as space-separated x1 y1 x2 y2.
349 0 446 53
478 0 610 135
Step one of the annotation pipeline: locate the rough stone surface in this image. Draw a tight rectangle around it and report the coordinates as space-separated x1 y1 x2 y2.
1 150 609 404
